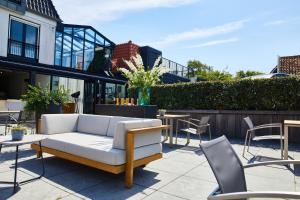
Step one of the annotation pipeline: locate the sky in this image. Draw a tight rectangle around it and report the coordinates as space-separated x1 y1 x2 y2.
52 0 300 74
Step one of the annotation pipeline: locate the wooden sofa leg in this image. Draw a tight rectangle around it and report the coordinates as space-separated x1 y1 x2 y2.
36 150 42 158
125 133 134 188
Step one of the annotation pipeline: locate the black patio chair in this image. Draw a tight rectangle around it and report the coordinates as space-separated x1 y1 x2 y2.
200 135 300 200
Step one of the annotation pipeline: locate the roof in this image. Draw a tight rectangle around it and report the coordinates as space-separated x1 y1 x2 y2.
26 0 62 22
278 55 300 75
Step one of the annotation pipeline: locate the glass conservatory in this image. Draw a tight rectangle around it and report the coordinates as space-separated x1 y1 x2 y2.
54 24 115 75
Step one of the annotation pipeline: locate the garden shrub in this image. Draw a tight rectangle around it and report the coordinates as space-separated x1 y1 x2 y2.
146 77 300 110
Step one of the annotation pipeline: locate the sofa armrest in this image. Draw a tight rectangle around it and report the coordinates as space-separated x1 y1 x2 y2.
127 125 170 135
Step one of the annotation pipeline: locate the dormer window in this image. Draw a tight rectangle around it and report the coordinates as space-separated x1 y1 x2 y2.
8 19 39 61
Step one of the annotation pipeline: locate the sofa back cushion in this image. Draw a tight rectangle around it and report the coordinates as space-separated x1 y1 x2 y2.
77 114 111 136
107 116 139 137
41 114 79 134
113 119 162 149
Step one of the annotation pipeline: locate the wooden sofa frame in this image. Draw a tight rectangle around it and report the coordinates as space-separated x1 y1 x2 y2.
31 125 169 188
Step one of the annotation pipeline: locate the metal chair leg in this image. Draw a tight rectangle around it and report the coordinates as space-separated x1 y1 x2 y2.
175 120 179 145
208 125 212 140
247 133 252 153
243 130 249 156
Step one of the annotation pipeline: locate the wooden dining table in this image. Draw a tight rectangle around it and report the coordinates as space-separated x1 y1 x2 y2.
157 114 190 146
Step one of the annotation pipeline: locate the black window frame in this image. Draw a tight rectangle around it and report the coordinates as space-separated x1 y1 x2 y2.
8 17 40 62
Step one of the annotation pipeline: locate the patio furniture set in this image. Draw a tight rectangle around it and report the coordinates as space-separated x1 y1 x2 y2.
1 112 300 199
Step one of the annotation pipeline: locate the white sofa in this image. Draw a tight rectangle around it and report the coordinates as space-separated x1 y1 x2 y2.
31 114 167 188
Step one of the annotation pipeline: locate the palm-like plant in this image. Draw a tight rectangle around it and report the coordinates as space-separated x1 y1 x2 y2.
118 54 168 105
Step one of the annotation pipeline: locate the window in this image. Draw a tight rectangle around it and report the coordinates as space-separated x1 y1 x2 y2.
9 19 39 60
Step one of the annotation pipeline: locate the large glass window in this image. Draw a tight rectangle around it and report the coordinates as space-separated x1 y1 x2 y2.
54 25 114 74
62 34 72 67
9 19 39 60
55 32 62 66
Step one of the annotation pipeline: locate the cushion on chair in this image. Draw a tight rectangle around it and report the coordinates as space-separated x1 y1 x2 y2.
106 116 140 137
41 132 161 165
113 119 162 150
41 114 79 134
77 114 112 136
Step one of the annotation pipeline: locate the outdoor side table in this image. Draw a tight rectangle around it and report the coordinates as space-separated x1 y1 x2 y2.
157 114 190 147
0 135 48 193
283 120 300 160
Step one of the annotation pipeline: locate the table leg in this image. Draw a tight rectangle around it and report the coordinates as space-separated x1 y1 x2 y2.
284 125 289 160
169 119 174 146
39 141 45 176
13 145 19 192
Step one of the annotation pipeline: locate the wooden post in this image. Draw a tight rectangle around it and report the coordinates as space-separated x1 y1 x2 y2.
125 132 134 188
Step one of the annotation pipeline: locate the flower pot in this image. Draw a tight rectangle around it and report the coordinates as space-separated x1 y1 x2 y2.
11 129 25 141
138 87 151 106
48 102 63 114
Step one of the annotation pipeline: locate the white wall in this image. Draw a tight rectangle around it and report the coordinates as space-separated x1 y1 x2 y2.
0 7 9 57
0 7 57 65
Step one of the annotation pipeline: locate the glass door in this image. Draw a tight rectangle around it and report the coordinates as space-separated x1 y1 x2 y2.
83 81 95 114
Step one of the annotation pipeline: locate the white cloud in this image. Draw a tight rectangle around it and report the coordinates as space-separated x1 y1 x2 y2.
52 0 200 24
147 19 248 48
185 37 239 48
264 20 286 26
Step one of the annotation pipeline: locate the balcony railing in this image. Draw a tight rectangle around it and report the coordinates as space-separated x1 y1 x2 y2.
8 39 39 61
162 57 194 78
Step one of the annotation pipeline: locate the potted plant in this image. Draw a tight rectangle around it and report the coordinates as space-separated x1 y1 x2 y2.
21 84 70 133
11 125 27 141
119 54 168 105
48 86 70 114
21 84 51 122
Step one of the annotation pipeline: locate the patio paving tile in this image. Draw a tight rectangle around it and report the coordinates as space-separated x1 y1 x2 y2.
146 157 198 174
70 179 154 200
246 173 296 192
159 175 216 200
0 170 33 191
0 179 69 200
143 191 187 200
184 165 216 183
41 168 110 194
133 167 180 190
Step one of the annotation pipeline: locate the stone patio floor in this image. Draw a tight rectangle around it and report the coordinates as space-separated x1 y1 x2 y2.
1 135 300 200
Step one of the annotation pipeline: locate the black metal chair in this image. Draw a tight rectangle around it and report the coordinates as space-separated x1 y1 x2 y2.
200 136 300 200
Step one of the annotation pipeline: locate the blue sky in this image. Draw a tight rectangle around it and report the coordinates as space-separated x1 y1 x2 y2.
53 0 300 74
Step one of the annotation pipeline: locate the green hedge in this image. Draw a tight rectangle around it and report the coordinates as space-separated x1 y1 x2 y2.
146 77 300 110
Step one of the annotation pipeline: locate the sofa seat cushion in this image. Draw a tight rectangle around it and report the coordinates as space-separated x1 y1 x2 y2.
41 114 79 134
77 114 112 136
41 132 161 165
106 116 140 137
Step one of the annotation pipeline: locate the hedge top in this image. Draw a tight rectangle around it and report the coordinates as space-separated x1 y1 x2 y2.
146 77 300 110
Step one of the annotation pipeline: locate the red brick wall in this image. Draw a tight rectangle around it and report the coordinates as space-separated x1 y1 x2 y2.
111 41 140 72
279 55 300 75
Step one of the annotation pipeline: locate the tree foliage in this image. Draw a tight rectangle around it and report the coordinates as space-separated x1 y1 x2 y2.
187 60 232 81
187 60 263 81
235 70 264 79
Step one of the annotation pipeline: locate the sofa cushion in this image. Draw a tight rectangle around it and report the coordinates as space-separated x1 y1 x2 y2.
77 114 111 136
41 114 79 134
106 116 140 137
41 132 161 165
113 119 162 150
